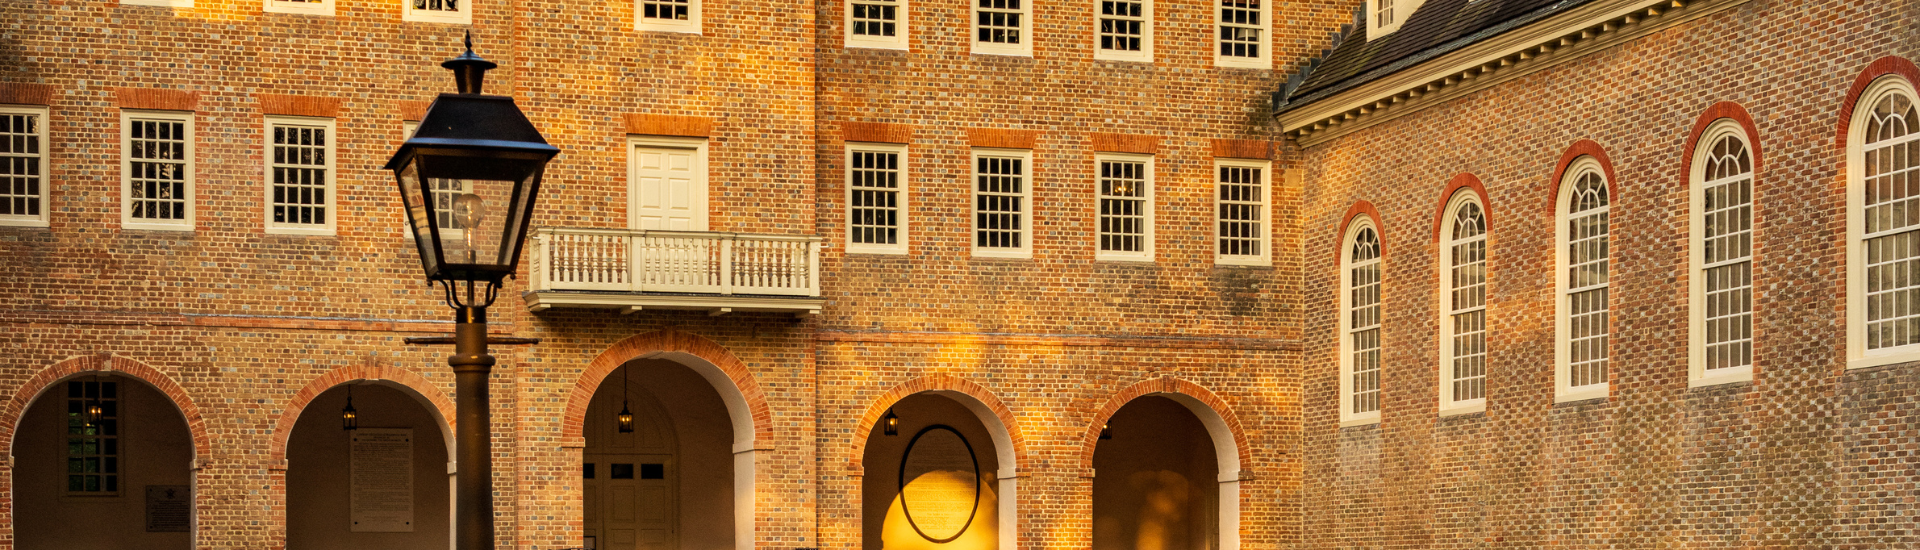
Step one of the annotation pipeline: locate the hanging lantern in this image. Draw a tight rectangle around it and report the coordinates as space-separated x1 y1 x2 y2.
342 385 359 431
616 367 635 433
84 400 105 429
1099 423 1112 440
882 408 900 436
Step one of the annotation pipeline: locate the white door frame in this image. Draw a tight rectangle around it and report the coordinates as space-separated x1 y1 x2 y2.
627 136 710 231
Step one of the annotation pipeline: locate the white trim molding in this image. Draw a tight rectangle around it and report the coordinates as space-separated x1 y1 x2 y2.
1092 0 1153 62
1688 119 1756 387
1554 156 1611 402
1846 74 1920 370
1213 159 1272 266
1213 0 1269 69
264 0 333 16
1278 0 1752 147
971 0 1033 56
1437 189 1488 416
636 0 701 33
263 115 338 236
1338 218 1383 427
845 142 910 255
1093 152 1154 262
0 105 51 228
971 147 1034 259
845 0 909 49
120 110 196 232
627 135 711 232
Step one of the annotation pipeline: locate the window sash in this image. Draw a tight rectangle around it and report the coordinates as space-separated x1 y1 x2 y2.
269 122 331 228
1348 254 1382 416
850 0 900 37
849 148 903 248
1216 165 1264 258
976 0 1024 45
66 380 120 496
127 117 190 223
0 110 47 224
1097 0 1146 52
1699 153 1753 371
1217 0 1261 58
973 154 1027 252
1564 202 1610 390
1096 159 1148 255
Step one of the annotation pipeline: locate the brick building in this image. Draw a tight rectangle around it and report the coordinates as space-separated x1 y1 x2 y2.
1 0 1913 547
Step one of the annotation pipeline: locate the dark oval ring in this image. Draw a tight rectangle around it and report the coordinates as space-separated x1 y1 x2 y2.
897 424 981 544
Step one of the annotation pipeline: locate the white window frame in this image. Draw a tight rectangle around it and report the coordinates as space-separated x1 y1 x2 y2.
846 142 909 255
403 0 472 24
1094 153 1153 262
263 116 338 236
120 110 195 232
1554 157 1611 402
1214 159 1271 266
1339 220 1384 427
846 0 909 49
1092 0 1152 62
1214 0 1268 69
1847 75 1920 370
635 0 701 33
0 105 51 228
627 135 711 231
971 147 1033 259
1688 120 1757 387
1437 190 1488 416
971 0 1033 57
265 0 333 16
122 0 192 8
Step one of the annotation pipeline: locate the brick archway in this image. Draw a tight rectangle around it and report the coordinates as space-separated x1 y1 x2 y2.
268 363 456 464
848 374 1027 475
1 354 210 462
560 329 772 447
1076 376 1249 472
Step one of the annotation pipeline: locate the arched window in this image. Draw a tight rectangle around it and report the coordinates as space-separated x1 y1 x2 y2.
1339 220 1382 425
1848 75 1920 368
1438 192 1487 414
1689 121 1756 386
1556 158 1610 401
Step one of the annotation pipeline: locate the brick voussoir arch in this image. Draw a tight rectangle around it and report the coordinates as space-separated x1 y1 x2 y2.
560 329 774 446
1 354 211 463
1076 377 1250 472
847 374 1026 474
269 364 456 463
1430 172 1491 244
1837 56 1920 149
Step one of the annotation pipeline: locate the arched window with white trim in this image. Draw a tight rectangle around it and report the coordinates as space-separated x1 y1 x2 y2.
1689 122 1755 386
1339 220 1382 426
1848 75 1920 369
1556 159 1610 401
1438 192 1487 414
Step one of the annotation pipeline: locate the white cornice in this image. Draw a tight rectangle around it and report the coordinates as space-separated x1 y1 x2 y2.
1278 0 1750 147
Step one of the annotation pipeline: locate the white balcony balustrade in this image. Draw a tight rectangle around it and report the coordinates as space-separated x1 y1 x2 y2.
524 227 824 315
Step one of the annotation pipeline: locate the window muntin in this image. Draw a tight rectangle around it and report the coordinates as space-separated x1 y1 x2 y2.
973 0 1030 56
1556 161 1610 400
1095 155 1152 261
265 117 335 234
265 0 333 15
1095 0 1151 62
847 144 908 254
1849 77 1920 369
404 0 471 24
67 380 120 496
1373 0 1391 28
847 0 907 49
1216 0 1266 68
636 0 700 33
1439 194 1487 413
1215 160 1269 265
122 111 194 231
0 106 49 227
972 149 1031 258
1342 222 1382 424
1694 131 1754 382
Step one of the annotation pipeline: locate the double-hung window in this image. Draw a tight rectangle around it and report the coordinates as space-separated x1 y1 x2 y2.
1094 0 1151 62
1340 221 1382 425
1439 192 1488 415
122 110 195 231
637 0 700 33
67 379 120 495
973 0 1031 56
847 143 908 254
1848 76 1920 368
972 148 1032 258
1689 122 1755 386
1215 0 1267 68
1556 159 1610 401
1095 154 1152 261
847 0 908 49
1215 159 1269 265
0 105 49 227
404 0 471 24
265 116 336 235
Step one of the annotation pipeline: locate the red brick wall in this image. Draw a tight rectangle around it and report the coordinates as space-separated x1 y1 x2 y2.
1293 1 1920 548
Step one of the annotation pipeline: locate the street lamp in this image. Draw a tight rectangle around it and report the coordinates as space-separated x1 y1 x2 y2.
389 33 555 550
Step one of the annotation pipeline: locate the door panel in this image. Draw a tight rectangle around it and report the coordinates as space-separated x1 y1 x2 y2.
630 146 704 231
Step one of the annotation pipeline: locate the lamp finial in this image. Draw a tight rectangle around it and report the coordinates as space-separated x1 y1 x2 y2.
441 32 499 95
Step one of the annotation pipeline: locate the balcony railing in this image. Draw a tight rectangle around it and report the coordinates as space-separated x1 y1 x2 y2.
524 227 823 314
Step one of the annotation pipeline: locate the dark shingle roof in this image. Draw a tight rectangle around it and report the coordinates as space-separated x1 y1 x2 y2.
1277 0 1600 113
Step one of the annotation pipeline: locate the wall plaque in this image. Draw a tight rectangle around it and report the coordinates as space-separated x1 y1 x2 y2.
145 485 191 532
898 425 980 543
351 428 414 532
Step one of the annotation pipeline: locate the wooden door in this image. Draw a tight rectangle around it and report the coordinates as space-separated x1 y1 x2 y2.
629 145 705 231
584 370 679 550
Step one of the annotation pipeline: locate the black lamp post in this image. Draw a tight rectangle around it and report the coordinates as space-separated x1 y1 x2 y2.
389 34 554 550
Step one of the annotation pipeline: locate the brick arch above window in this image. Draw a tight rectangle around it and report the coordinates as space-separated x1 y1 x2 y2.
1837 56 1920 149
1430 173 1491 244
1548 140 1621 214
1336 200 1384 264
0 354 212 464
1682 102 1764 180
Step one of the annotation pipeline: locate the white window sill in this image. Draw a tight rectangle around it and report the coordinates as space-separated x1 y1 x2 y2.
1095 253 1154 263
122 0 193 6
846 244 908 255
972 248 1031 259
846 38 909 50
403 10 472 24
266 225 335 236
1848 348 1920 370
1554 384 1609 404
1094 51 1153 63
971 45 1032 57
264 1 334 15
1338 415 1380 428
636 22 702 34
1437 401 1485 417
1214 57 1269 70
123 222 194 232
1214 255 1269 267
0 218 50 228
1689 366 1753 388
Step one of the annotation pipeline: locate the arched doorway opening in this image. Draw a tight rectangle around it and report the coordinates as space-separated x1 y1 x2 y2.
12 371 195 550
861 390 1015 550
582 357 738 550
286 381 452 550
1091 395 1220 550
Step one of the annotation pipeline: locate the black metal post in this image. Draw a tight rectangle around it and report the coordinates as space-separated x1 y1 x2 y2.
450 305 494 550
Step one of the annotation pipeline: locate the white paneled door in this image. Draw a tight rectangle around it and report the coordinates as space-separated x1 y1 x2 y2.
629 144 707 231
